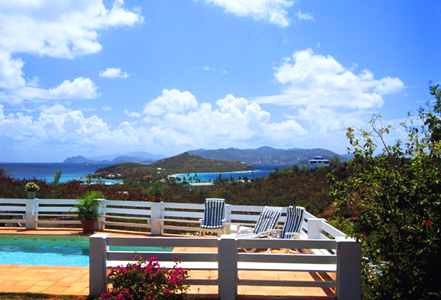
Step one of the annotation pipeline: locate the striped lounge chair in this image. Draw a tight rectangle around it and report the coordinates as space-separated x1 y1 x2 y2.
199 198 226 236
234 206 282 238
280 206 305 239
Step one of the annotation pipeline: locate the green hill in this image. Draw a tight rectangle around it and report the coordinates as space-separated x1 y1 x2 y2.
190 146 342 166
95 152 249 179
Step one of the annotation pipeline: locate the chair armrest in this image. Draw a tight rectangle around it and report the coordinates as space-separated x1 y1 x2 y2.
256 228 280 238
284 232 301 239
237 225 253 234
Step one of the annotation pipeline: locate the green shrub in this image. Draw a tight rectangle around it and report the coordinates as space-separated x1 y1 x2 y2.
330 85 441 299
76 191 103 221
24 182 40 192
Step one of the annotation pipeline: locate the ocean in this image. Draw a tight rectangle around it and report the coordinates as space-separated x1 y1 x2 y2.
171 169 274 183
0 163 111 183
0 163 277 184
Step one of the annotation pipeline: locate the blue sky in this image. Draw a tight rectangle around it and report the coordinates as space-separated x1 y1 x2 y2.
0 0 439 162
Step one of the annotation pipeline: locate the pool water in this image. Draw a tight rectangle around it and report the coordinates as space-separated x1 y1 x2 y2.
0 235 172 267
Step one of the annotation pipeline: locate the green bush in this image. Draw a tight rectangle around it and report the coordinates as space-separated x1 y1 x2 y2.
76 191 103 221
24 182 40 192
330 85 441 299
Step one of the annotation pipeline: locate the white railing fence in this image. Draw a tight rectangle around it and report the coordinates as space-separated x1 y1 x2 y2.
89 235 361 300
0 198 360 299
0 198 347 241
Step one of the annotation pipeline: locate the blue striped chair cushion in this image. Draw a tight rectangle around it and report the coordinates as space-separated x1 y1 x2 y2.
201 198 225 229
253 206 282 234
281 206 305 239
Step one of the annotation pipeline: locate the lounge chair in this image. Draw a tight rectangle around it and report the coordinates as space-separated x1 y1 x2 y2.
279 206 305 239
199 198 226 236
231 206 282 238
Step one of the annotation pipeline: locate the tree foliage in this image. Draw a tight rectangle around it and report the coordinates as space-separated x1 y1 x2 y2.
330 85 441 299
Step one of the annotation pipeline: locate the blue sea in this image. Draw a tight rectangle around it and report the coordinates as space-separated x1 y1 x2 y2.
171 169 274 183
0 163 277 184
0 163 111 183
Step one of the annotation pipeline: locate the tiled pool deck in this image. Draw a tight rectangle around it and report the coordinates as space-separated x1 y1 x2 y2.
0 229 336 299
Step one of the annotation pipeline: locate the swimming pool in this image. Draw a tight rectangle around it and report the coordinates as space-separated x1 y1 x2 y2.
0 235 172 267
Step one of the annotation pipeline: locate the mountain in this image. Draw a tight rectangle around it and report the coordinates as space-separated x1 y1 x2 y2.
91 152 163 162
63 152 163 164
189 146 342 166
95 152 249 179
63 156 99 164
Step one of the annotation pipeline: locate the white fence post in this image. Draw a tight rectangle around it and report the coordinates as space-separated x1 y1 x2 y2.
150 201 163 235
25 198 38 229
89 234 108 297
336 238 361 300
218 236 238 299
308 218 324 239
224 204 232 233
97 199 106 231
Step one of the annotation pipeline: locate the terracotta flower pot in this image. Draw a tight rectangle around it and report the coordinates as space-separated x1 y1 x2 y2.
26 192 36 199
81 219 97 234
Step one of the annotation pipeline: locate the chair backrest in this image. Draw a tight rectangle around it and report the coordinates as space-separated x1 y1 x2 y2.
202 198 225 227
253 206 282 234
281 206 305 239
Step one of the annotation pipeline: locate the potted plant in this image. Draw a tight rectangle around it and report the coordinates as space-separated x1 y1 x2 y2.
76 191 103 234
24 182 40 199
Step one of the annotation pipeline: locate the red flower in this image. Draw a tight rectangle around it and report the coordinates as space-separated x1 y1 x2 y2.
422 218 433 229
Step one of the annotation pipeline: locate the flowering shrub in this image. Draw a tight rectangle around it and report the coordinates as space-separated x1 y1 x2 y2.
100 257 189 300
24 182 40 192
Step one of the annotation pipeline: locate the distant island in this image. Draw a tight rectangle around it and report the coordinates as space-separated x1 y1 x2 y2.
63 152 163 164
190 146 342 166
64 146 343 166
94 152 250 180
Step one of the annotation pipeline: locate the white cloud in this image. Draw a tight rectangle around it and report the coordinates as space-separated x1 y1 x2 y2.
141 90 306 148
0 0 142 103
201 0 294 27
256 49 404 109
296 10 314 22
18 77 97 100
0 90 306 155
0 0 143 58
144 89 199 116
99 67 129 79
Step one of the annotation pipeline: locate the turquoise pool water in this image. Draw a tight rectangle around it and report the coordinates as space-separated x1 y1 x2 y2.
0 235 171 267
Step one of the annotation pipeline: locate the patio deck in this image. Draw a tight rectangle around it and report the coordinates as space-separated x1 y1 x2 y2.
0 229 336 299
0 198 359 299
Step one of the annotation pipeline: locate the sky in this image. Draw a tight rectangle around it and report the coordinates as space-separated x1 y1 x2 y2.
0 0 440 162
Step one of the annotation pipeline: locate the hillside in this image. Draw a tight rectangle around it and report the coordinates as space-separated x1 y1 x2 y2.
190 146 341 166
95 152 249 179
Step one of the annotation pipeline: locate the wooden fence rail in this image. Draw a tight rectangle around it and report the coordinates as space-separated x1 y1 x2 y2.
0 198 359 299
89 235 361 300
0 198 346 241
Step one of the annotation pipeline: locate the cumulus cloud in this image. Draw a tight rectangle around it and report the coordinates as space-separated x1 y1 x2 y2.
256 49 404 109
16 78 97 101
252 49 405 137
99 67 129 79
201 0 294 27
141 89 306 147
0 0 142 103
0 90 306 156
